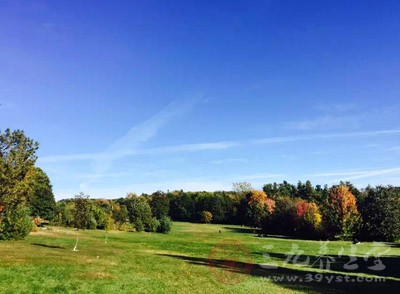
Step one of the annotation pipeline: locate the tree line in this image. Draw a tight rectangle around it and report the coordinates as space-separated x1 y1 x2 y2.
1 129 400 242
33 181 400 242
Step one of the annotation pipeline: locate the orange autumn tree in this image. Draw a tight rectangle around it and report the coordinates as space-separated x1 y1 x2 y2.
246 190 276 227
294 199 322 237
324 185 360 239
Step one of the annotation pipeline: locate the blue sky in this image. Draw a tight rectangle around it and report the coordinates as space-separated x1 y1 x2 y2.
1 0 400 199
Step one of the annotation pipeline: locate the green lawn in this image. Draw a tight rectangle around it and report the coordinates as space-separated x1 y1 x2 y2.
0 222 399 293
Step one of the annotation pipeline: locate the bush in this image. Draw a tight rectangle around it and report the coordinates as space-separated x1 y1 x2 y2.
88 217 97 230
200 211 213 224
134 219 144 232
158 216 172 234
148 217 160 232
0 203 32 240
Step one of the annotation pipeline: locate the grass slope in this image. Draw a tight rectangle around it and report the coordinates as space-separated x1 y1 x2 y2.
1 222 399 293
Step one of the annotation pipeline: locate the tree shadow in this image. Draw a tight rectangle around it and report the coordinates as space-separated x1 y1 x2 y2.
263 234 322 240
31 243 65 249
222 227 323 240
385 242 400 249
158 254 400 293
222 226 261 234
257 252 400 279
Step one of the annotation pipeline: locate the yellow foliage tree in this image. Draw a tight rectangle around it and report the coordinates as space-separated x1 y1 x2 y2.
325 185 359 239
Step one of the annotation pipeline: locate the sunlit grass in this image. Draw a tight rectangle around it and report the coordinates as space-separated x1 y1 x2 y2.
0 222 399 293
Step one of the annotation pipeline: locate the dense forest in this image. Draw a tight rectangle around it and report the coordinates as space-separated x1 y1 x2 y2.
1 129 400 242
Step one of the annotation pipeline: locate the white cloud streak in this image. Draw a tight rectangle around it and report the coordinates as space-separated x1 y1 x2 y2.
212 158 248 164
91 99 197 174
285 115 361 131
39 128 400 164
253 129 400 144
53 172 285 199
310 167 400 182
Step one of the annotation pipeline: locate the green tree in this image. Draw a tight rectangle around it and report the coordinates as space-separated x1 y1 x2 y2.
358 186 400 242
150 191 170 219
72 193 92 251
53 201 73 227
25 167 56 220
295 181 317 201
263 196 296 236
104 211 114 243
0 129 38 240
73 193 92 230
158 216 172 233
112 203 128 227
169 191 196 221
126 193 152 232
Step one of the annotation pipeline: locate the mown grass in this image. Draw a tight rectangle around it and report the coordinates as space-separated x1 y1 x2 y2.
0 222 399 293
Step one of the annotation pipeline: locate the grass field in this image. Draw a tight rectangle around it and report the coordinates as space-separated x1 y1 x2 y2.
0 222 399 293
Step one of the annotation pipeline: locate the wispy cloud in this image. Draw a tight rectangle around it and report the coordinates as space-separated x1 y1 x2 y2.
40 128 400 164
285 115 361 131
388 146 400 152
315 103 356 113
108 100 195 152
39 141 235 163
69 98 198 190
91 99 197 173
285 102 360 130
53 172 285 199
253 128 400 144
310 167 400 183
285 103 400 131
237 173 284 180
212 158 248 164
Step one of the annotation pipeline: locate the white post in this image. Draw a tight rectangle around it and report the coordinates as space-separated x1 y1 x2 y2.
73 234 79 251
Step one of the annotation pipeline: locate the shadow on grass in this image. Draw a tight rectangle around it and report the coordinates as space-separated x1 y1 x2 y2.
386 242 400 249
31 243 66 249
255 252 400 279
222 227 318 240
222 226 261 234
158 254 400 293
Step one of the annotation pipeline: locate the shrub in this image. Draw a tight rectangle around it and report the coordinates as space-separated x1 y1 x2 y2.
200 211 213 224
148 217 160 232
158 216 172 234
88 217 97 230
134 219 144 232
0 203 32 240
